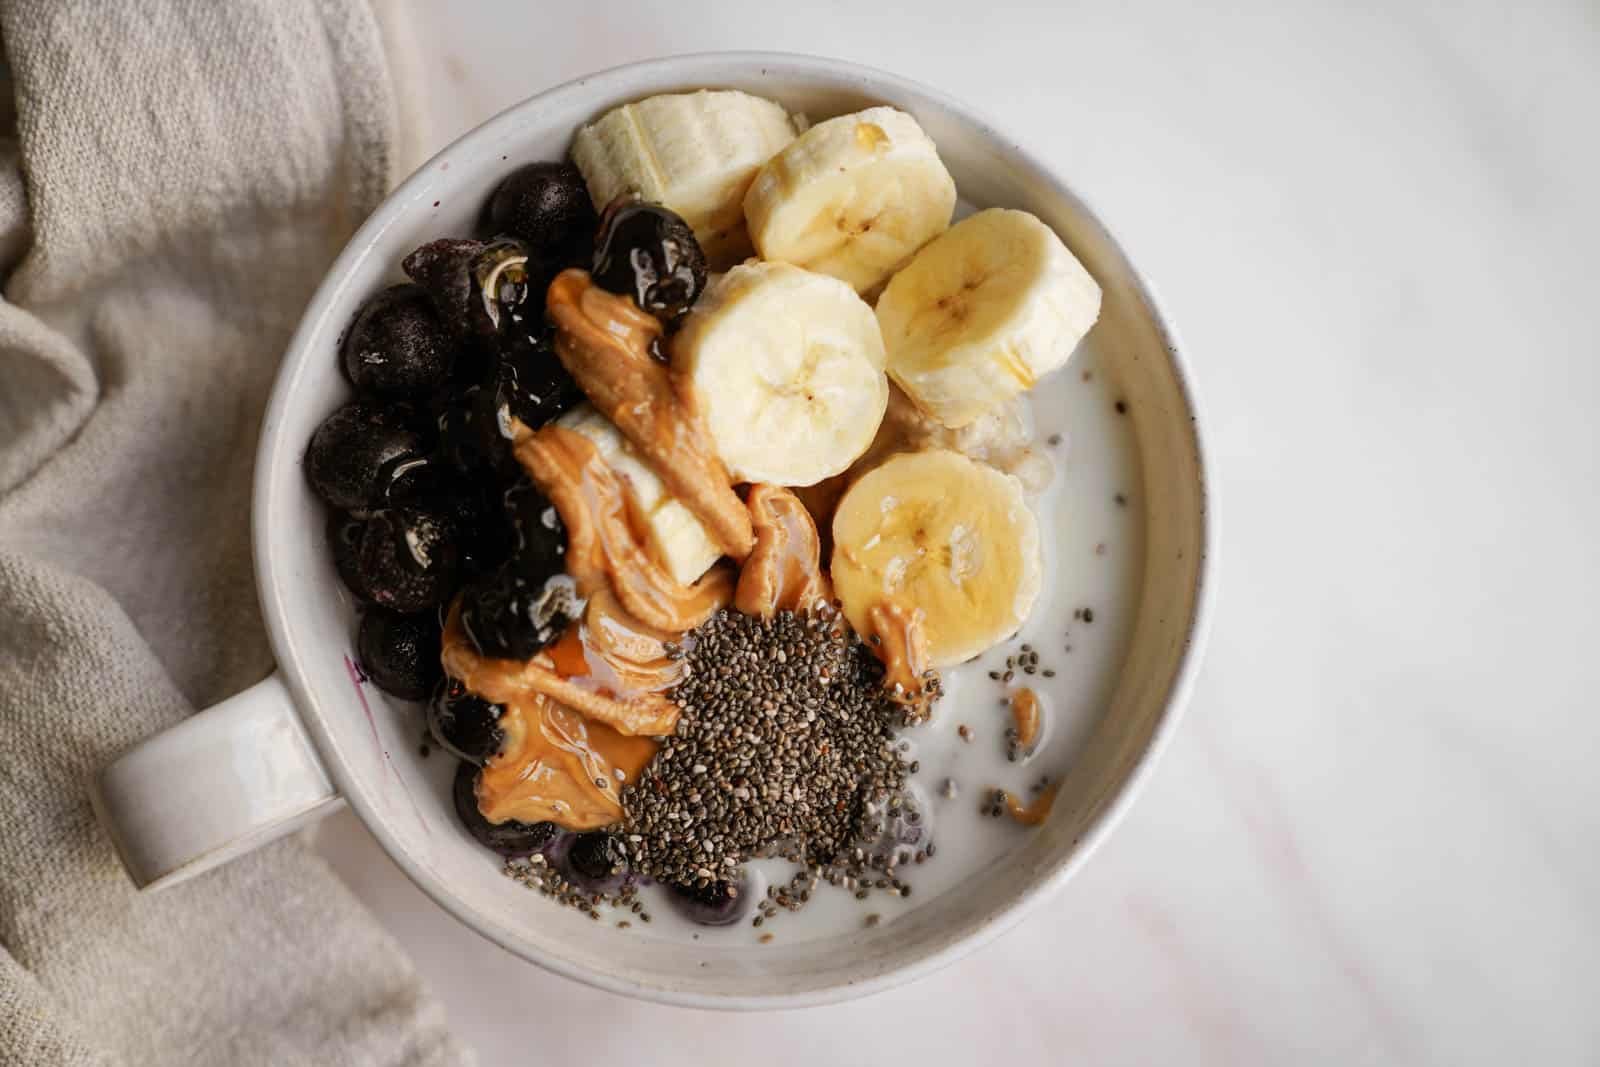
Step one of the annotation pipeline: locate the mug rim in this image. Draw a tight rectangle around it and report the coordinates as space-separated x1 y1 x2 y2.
253 49 1215 1009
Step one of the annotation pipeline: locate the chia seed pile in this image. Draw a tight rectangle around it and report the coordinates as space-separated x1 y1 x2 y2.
619 604 936 912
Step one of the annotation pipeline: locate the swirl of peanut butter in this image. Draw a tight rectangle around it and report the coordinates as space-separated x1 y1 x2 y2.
443 598 681 738
735 484 832 618
867 599 934 714
441 608 659 829
545 269 754 560
514 423 733 635
1009 687 1042 750
995 782 1059 827
477 696 656 829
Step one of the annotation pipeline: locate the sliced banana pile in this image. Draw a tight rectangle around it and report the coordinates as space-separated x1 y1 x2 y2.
567 89 1104 667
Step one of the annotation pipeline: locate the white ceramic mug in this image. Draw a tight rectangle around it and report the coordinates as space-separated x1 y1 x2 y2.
93 52 1213 1007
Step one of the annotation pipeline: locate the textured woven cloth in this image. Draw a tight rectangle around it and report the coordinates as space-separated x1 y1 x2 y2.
0 1 466 1063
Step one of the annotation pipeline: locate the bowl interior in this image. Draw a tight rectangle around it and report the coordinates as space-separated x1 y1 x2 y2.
254 53 1208 1007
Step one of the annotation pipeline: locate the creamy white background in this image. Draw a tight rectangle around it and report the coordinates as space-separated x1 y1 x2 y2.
307 2 1600 1063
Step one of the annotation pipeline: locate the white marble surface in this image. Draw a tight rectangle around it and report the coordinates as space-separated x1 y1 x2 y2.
310 3 1600 1063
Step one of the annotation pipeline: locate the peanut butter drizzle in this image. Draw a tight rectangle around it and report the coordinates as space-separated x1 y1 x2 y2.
735 484 832 618
1010 687 1042 750
998 782 1060 827
545 269 754 559
441 609 658 829
546 587 686 703
477 696 657 829
514 423 733 635
443 602 678 739
866 600 933 712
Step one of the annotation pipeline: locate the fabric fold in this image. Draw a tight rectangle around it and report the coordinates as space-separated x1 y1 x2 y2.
0 1 466 1063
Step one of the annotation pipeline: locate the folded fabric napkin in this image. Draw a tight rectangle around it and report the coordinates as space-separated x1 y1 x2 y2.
0 1 466 1062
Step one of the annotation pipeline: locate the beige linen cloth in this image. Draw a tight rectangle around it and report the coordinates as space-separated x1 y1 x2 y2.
0 1 468 1063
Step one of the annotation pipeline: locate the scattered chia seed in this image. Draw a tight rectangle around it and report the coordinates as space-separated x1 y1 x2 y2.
1047 433 1062 446
1114 492 1127 507
1114 399 1127 415
1082 608 1094 624
941 778 959 800
864 913 881 928
502 856 643 918
1043 669 1056 678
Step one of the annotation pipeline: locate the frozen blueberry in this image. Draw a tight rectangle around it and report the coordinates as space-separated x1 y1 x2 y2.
452 760 559 857
332 506 462 612
485 162 596 267
341 284 456 398
859 785 931 865
502 477 566 578
435 347 578 480
489 332 584 431
565 832 628 889
402 237 484 341
305 401 425 512
327 509 366 585
404 236 551 349
591 197 706 328
435 384 508 477
458 566 576 660
356 607 442 700
668 874 758 927
379 451 445 503
428 675 505 763
470 237 545 341
440 487 516 577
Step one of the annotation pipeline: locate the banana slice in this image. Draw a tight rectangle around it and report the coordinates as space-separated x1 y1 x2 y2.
831 449 1041 667
570 90 799 265
876 208 1101 428
557 406 722 585
743 107 957 294
673 261 888 487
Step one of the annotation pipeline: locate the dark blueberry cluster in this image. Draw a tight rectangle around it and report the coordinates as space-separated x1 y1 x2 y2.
308 154 726 909
306 164 600 696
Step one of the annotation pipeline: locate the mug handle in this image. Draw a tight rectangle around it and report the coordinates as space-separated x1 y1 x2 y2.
92 671 344 890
